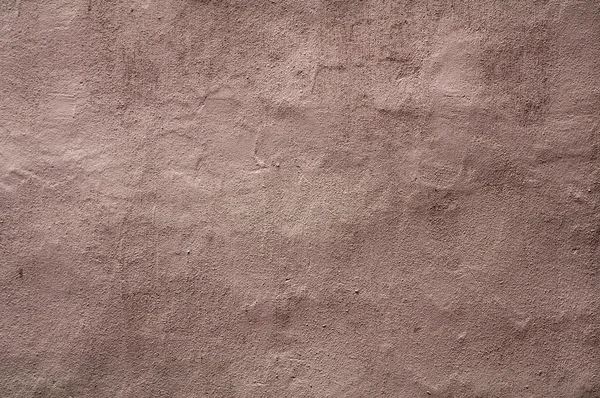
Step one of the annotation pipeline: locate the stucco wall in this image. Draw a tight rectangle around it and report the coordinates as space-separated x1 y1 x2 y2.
1 1 599 396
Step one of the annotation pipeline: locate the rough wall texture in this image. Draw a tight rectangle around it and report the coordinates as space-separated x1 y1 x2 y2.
1 0 599 397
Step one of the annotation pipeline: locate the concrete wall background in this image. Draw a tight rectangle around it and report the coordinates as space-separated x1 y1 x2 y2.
1 1 599 396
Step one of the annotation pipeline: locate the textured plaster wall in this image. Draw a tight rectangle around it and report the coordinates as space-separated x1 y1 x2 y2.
1 0 599 397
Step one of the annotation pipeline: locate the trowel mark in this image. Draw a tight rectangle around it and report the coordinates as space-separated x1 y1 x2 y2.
0 168 28 192
38 0 82 30
0 167 49 192
40 79 86 122
46 92 78 119
127 0 152 10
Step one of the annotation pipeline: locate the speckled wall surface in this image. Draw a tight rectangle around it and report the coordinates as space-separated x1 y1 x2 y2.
1 1 599 397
